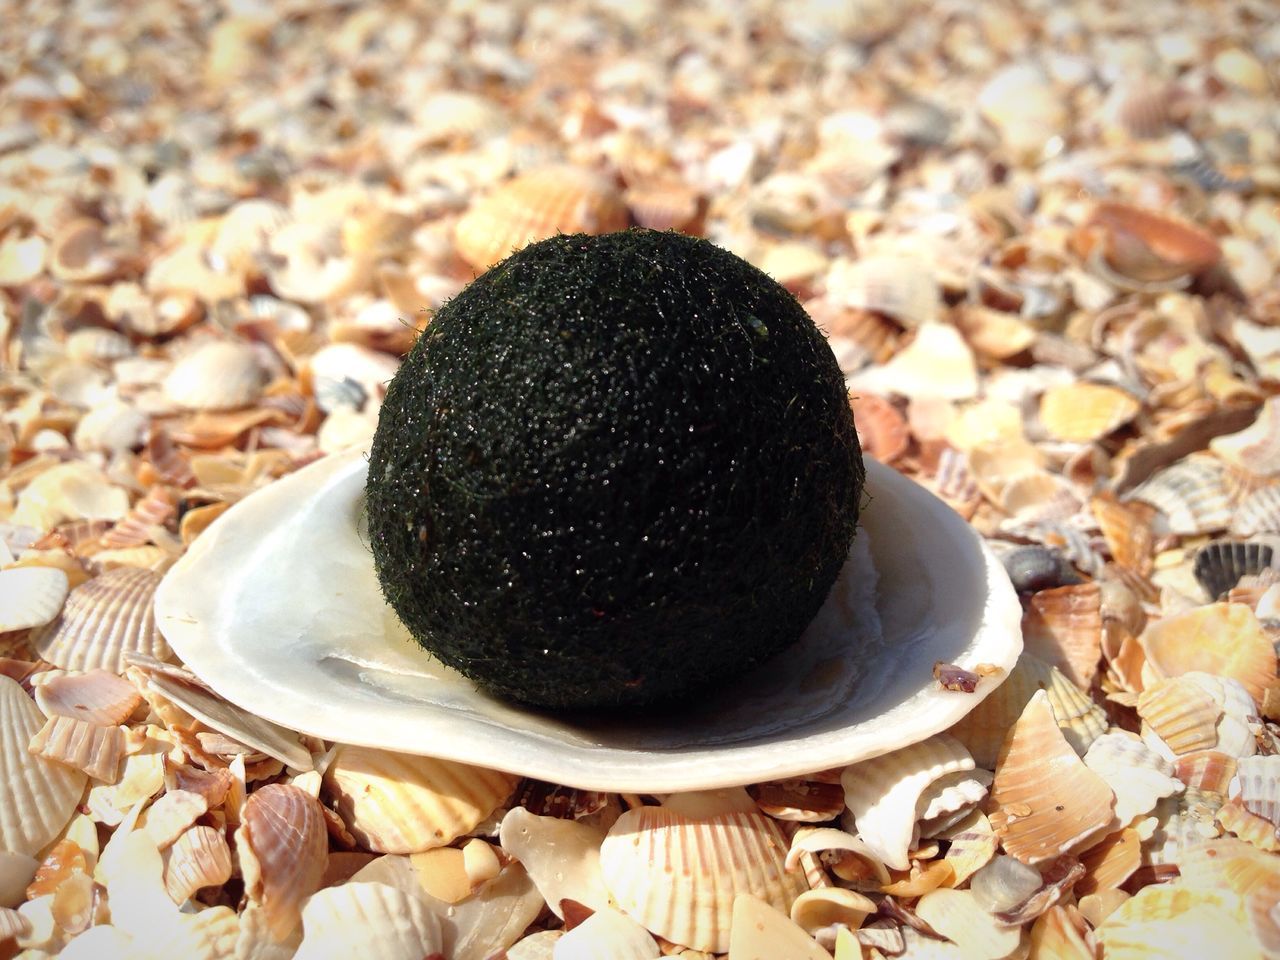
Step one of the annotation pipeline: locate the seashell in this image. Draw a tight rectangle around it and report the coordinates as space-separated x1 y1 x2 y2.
64 327 133 366
948 653 1106 768
805 299 899 372
826 255 940 328
453 166 630 271
85 748 166 826
1126 455 1233 536
849 394 909 464
47 219 123 283
916 770 993 835
968 854 1043 913
0 567 68 633
0 851 39 908
1137 674 1226 757
954 306 1037 362
624 179 703 233
163 340 266 412
31 567 171 673
553 905 659 960
748 777 845 823
1217 796 1280 853
411 90 508 146
1021 583 1103 690
840 734 975 871
1234 755 1280 828
10 462 130 531
0 676 87 856
785 827 891 890
729 895 833 960
978 63 1069 161
1091 493 1155 577
939 810 999 888
1097 882 1261 960
1211 397 1280 478
1173 750 1238 796
1028 905 1096 960
1233 485 1280 538
915 888 1024 960
1082 733 1183 826
989 690 1116 864
845 323 979 401
505 930 563 959
942 399 1023 455
238 783 328 941
498 807 610 919
1139 603 1276 702
1039 382 1140 444
72 401 148 455
789 887 875 937
1079 202 1221 284
998 471 1082 527
292 881 444 960
1193 539 1275 601
162 829 235 911
1213 47 1270 94
0 233 46 285
999 545 1078 596
140 790 207 851
27 715 125 782
1100 77 1174 141
1076 827 1141 897
323 745 518 854
209 199 292 276
599 805 806 953
1246 873 1280 959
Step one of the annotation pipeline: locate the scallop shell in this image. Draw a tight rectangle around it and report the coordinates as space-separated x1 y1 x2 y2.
826 255 940 328
1039 383 1140 444
498 807 610 919
27 715 125 782
840 734 975 870
293 881 444 960
1091 493 1156 577
1077 828 1142 897
948 653 1107 767
238 783 328 941
977 63 1069 160
554 906 660 960
729 895 833 960
989 690 1116 864
1081 202 1222 283
598 805 806 953
849 394 909 464
1217 796 1280 853
916 888 1025 959
624 179 703 233
163 341 266 412
1232 485 1280 538
1096 883 1258 960
1193 540 1275 600
0 567 68 633
1139 603 1276 703
453 166 630 271
1028 905 1096 960
1126 456 1233 536
323 745 518 854
31 567 170 673
1137 675 1222 757
1082 733 1183 826
1211 398 1280 479
1173 750 1238 796
0 676 87 856
1234 755 1280 829
845 323 980 401
1021 583 1103 691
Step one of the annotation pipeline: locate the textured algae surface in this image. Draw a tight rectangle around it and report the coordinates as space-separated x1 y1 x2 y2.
366 229 864 710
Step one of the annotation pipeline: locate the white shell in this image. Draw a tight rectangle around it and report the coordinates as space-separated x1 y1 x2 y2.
0 567 68 632
163 341 266 411
1083 733 1183 826
154 447 1023 791
157 442 1018 788
0 675 87 856
498 807 610 919
293 882 444 960
552 907 659 960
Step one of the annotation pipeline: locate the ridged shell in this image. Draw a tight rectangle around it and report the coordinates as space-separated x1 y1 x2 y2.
0 676 87 856
1173 750 1237 795
839 733 975 870
1194 540 1276 600
1082 733 1183 825
164 826 232 904
1077 828 1142 897
1235 755 1280 828
31 567 170 673
238 783 328 941
1097 884 1258 960
498 807 610 919
1091 493 1155 577
1218 796 1280 853
1039 382 1140 443
942 810 999 887
1028 905 1096 960
554 906 660 960
826 255 940 328
623 179 703 233
1137 675 1224 757
141 790 207 849
805 299 899 372
599 805 807 953
915 888 1024 960
948 653 1107 767
917 769 993 835
1139 603 1277 702
293 881 444 960
1232 485 1280 537
1126 456 1233 536
163 341 266 411
730 895 833 960
323 745 518 854
1021 583 1103 690
0 567 68 632
453 165 630 270
27 715 125 782
1211 398 1280 478
989 690 1116 864
845 323 979 401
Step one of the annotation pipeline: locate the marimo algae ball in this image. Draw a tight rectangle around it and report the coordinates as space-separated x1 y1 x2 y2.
366 228 865 710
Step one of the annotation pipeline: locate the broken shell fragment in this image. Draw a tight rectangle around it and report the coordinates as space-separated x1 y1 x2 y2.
163 340 267 412
1139 603 1276 703
0 568 68 633
27 715 125 782
728 894 833 960
1039 383 1140 444
498 807 610 919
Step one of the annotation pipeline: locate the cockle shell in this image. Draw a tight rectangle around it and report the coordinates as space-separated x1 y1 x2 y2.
453 165 630 271
1039 382 1140 443
1126 456 1233 536
0 676 87 856
1193 540 1275 601
0 567 68 632
1137 675 1224 757
840 734 976 870
163 340 266 412
1173 750 1237 795
498 807 610 919
729 895 833 960
1218 797 1280 853
598 805 806 953
1096 883 1259 960
238 783 328 941
27 715 125 782
1139 603 1276 702
323 745 518 854
1232 485 1280 538
826 255 940 328
292 882 444 960
845 323 979 401
31 567 171 673
1234 755 1280 829
1092 493 1155 576
1021 583 1103 690
1077 828 1142 897
989 691 1116 864
1082 733 1183 826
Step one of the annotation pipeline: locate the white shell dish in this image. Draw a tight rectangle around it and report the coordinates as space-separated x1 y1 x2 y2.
154 447 1021 791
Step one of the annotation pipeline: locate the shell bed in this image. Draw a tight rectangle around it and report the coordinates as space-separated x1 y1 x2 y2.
1 0 1280 958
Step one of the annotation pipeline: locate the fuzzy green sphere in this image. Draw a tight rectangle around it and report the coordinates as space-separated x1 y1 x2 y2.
365 229 864 710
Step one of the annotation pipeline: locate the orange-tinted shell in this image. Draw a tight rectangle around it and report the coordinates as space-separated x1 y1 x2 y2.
1022 583 1104 690
453 166 630 270
850 393 910 464
1080 201 1222 282
30 567 171 673
1139 602 1277 703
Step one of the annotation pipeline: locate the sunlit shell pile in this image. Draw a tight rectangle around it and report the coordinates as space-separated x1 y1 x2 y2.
2 0 1280 956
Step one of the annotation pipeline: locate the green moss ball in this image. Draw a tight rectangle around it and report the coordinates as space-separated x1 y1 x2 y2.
365 229 864 710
